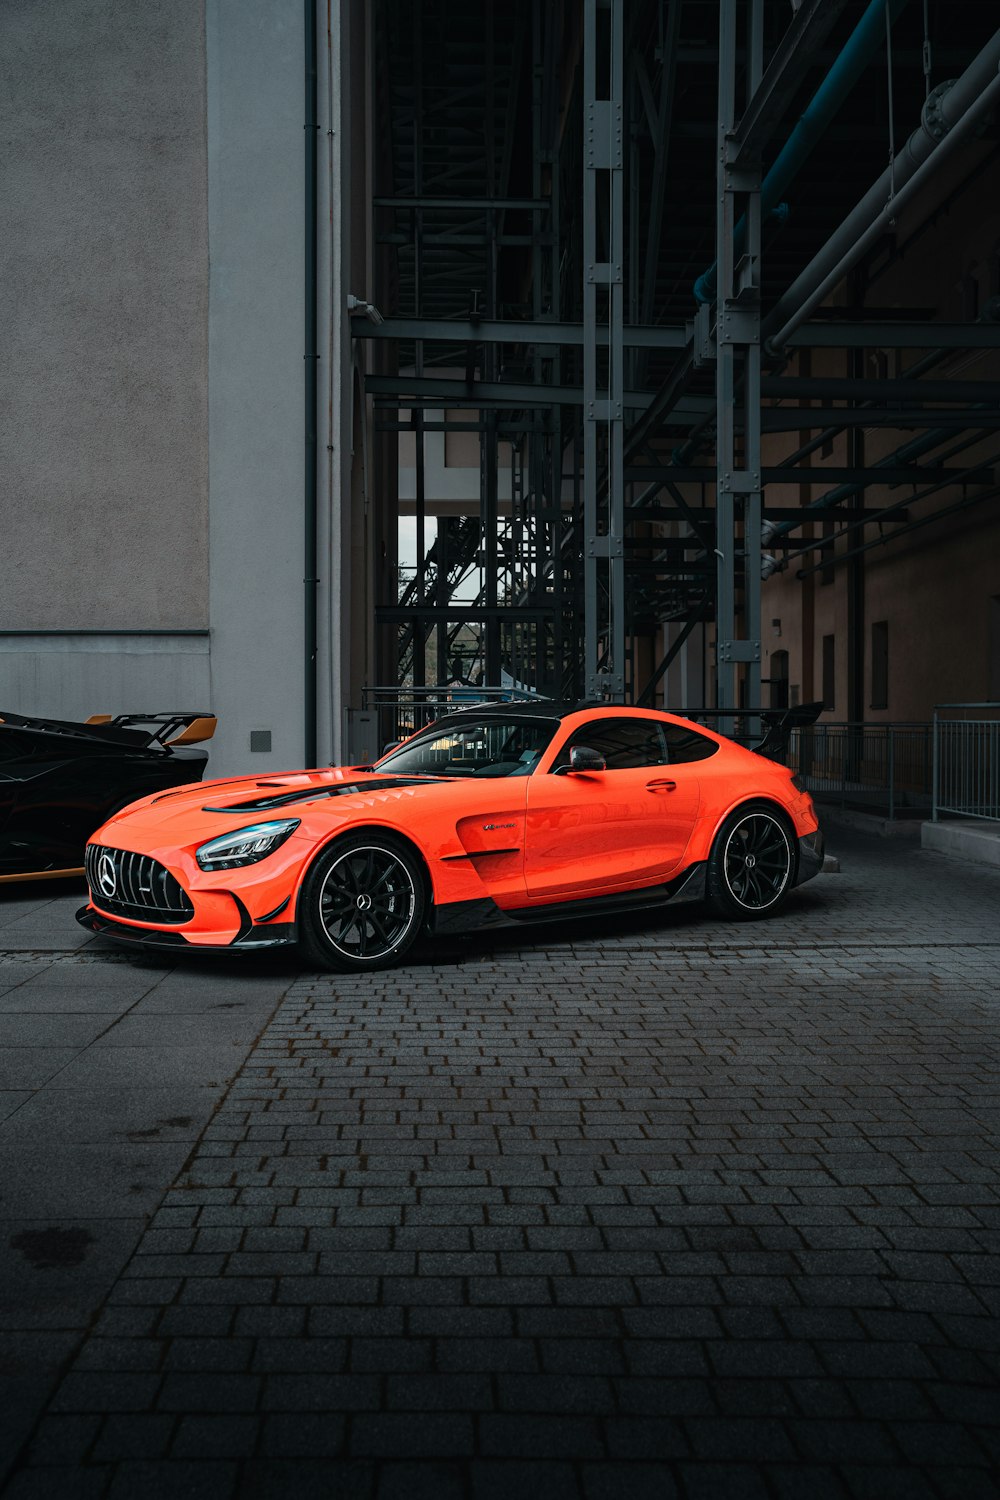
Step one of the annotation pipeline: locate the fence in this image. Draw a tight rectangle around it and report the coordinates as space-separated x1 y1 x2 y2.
786 723 934 821
682 711 935 822
932 703 1000 823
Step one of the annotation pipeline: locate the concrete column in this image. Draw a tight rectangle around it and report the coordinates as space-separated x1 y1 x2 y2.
206 0 306 775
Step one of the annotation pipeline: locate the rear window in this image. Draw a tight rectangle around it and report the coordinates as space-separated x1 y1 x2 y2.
663 723 719 764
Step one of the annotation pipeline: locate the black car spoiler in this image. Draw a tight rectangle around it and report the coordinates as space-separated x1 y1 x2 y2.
753 701 825 762
0 710 217 751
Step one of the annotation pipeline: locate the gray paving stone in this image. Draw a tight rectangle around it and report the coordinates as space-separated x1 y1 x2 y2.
5 830 1000 1493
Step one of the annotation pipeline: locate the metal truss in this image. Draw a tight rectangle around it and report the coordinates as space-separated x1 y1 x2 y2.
359 0 1000 717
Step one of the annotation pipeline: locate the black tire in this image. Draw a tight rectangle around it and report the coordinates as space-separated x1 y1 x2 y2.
706 802 796 922
297 832 427 973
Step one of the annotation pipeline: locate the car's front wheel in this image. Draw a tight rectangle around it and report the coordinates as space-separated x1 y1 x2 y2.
297 833 426 972
706 802 796 922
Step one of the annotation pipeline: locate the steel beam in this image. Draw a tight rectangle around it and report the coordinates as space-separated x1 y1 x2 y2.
628 505 910 524
583 0 625 699
788 321 1000 349
350 315 688 348
760 377 1000 403
761 408 1000 431
731 0 852 162
373 195 549 211
715 0 763 729
377 605 553 623
365 373 708 414
625 465 991 486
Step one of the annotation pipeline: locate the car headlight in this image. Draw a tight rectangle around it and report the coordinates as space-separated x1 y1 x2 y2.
195 819 300 871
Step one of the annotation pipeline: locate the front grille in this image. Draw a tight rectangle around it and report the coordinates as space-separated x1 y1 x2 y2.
85 844 194 924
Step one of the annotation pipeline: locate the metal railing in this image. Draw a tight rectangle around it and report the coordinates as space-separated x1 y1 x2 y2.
681 711 935 821
932 703 1000 823
786 722 934 821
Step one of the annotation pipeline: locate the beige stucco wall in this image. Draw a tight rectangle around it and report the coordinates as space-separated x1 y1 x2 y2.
0 0 208 631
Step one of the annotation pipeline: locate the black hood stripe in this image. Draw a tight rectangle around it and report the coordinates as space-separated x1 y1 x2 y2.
201 776 446 814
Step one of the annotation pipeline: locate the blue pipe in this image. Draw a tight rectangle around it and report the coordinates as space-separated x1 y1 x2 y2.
694 0 911 305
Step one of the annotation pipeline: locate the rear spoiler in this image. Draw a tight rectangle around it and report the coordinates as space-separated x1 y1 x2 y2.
0 710 216 750
753 701 824 763
85 713 217 748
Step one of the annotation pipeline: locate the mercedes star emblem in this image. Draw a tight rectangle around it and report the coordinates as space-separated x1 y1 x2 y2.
97 853 117 898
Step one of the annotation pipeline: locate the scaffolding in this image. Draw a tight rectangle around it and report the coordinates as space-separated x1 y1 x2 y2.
353 0 1000 720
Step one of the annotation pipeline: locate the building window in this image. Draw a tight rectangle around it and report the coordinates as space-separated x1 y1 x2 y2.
871 621 889 710
822 634 836 713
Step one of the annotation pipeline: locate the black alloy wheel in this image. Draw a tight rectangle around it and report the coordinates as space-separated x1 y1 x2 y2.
298 833 426 972
706 803 795 921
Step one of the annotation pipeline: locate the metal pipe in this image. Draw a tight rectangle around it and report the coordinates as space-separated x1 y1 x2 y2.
765 29 1000 350
694 0 910 305
779 446 1000 562
304 0 319 766
794 479 1000 580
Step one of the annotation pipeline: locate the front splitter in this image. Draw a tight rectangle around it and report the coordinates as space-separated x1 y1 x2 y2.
76 905 296 953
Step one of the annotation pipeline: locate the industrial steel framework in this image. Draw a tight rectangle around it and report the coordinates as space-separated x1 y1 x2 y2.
355 0 1000 724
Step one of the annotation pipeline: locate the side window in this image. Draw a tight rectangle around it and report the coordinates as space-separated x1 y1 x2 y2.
662 724 720 764
561 718 668 769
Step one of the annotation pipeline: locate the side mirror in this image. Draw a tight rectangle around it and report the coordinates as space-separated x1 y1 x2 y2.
569 745 606 773
381 740 402 756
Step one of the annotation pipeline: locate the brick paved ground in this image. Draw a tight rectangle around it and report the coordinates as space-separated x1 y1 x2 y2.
3 832 1000 1498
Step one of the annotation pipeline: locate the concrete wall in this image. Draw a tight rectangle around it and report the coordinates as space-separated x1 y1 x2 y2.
0 0 212 754
0 0 209 632
0 634 211 722
1 1 316 779
205 0 306 775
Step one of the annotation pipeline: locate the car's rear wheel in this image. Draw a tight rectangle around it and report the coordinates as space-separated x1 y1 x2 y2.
297 832 426 972
706 802 796 922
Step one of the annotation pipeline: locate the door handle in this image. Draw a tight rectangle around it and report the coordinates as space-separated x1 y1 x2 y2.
646 778 677 793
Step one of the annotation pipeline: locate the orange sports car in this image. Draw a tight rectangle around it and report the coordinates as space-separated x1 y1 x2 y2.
76 702 823 972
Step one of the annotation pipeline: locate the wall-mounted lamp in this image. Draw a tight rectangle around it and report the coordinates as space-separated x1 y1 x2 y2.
347 294 384 324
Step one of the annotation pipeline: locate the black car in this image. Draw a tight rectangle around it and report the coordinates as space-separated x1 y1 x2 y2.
0 711 216 882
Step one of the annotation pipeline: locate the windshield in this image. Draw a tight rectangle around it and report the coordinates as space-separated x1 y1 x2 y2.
376 717 559 778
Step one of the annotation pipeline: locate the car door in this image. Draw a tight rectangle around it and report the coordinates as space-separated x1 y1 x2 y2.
523 716 701 900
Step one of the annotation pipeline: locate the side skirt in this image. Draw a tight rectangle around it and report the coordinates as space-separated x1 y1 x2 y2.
429 862 707 937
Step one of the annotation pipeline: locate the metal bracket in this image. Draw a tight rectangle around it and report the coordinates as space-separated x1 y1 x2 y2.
586 262 623 285
719 472 761 495
718 306 759 345
587 535 624 559
734 253 760 305
587 669 625 696
587 399 623 422
586 101 624 169
693 303 716 368
717 639 761 663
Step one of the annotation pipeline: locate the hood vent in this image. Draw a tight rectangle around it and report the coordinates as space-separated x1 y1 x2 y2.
201 776 445 814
